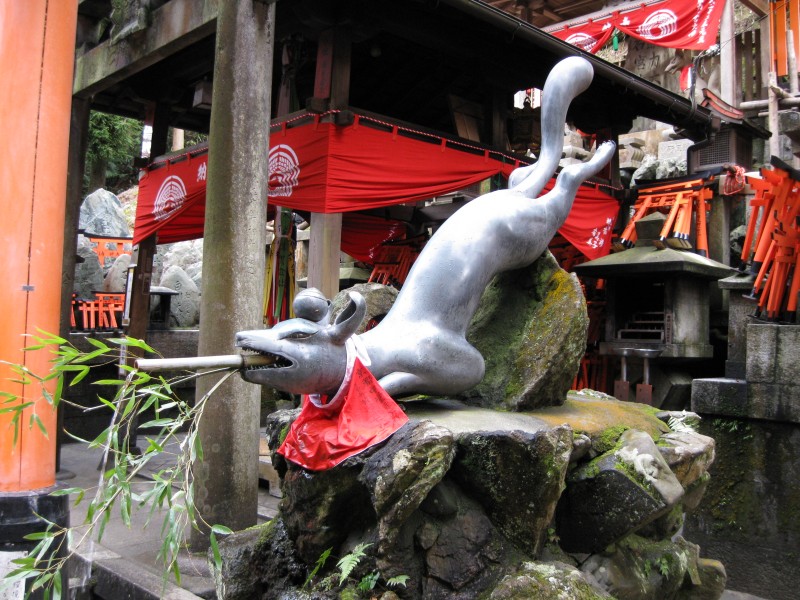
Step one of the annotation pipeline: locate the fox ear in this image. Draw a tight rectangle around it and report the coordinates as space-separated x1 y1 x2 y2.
329 292 367 344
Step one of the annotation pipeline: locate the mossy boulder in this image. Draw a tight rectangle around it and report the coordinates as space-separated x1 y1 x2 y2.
331 283 398 333
214 397 722 599
556 429 684 553
490 561 613 599
581 534 719 600
460 251 589 411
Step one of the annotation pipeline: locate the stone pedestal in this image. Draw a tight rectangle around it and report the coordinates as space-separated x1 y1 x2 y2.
692 323 800 424
212 395 724 600
0 489 69 599
746 324 800 423
718 274 755 379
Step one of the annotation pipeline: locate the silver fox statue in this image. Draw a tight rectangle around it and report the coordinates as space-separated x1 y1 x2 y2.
236 56 615 398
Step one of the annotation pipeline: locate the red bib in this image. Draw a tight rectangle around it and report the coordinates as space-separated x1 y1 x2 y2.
278 357 408 470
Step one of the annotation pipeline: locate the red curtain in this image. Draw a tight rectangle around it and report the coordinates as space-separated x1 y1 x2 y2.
340 214 407 262
135 113 619 260
550 0 725 53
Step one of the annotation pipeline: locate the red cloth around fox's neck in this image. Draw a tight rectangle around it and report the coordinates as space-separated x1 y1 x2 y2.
277 339 408 470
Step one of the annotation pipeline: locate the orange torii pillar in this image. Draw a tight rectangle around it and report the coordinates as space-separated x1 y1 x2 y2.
0 2 78 597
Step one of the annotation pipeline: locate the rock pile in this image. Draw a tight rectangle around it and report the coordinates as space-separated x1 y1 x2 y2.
214 396 722 600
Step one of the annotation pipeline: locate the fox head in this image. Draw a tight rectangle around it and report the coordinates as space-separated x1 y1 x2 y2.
235 289 366 396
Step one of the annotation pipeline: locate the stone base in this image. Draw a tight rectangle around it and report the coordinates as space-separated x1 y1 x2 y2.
0 488 70 599
212 394 723 600
692 377 800 424
692 324 800 424
691 378 748 418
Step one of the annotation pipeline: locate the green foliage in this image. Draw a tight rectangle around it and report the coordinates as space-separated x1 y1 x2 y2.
337 542 371 586
303 543 409 597
0 333 235 598
85 111 143 193
304 547 332 588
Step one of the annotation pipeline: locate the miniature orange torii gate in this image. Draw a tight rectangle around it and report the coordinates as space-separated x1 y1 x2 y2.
617 176 715 256
771 0 800 78
741 159 800 321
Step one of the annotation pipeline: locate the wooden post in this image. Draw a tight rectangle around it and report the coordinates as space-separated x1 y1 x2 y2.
118 102 170 457
720 0 738 106
769 71 781 158
190 0 275 549
56 96 90 472
307 27 351 297
308 212 343 298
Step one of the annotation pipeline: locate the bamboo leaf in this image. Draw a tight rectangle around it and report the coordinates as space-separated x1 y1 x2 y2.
72 348 110 364
209 530 223 573
192 434 203 462
53 571 63 600
85 337 111 352
139 418 174 429
52 375 63 407
30 571 53 591
34 329 67 345
93 379 127 386
121 395 137 419
96 396 118 411
0 401 34 414
145 437 164 453
31 413 49 438
49 487 84 497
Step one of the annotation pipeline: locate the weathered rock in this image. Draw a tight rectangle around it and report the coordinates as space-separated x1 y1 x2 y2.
681 472 710 513
102 253 130 292
211 518 310 600
618 429 684 506
537 391 670 441
232 396 720 600
657 430 715 488
461 251 589 411
331 282 398 332
451 425 572 556
74 237 105 298
490 561 613 599
556 429 684 553
280 460 373 565
359 420 455 553
675 558 727 600
159 265 201 327
422 495 508 597
580 535 704 600
162 240 204 283
79 188 131 237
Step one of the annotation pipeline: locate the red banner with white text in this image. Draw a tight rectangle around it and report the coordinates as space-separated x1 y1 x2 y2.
135 114 619 260
550 0 725 53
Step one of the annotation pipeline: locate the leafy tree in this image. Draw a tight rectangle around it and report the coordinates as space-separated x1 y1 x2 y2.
85 111 143 194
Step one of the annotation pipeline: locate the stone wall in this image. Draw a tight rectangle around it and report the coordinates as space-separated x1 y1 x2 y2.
683 418 800 599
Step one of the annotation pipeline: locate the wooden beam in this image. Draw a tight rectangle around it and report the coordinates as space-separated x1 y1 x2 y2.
738 0 769 18
73 0 218 97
